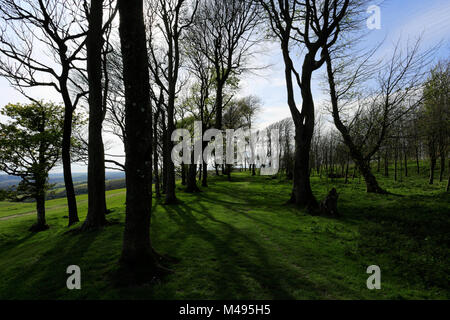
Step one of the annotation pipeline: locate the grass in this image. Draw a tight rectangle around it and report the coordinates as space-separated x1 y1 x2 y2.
0 165 448 300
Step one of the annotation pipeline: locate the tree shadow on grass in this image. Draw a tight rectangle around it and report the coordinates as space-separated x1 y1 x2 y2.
0 227 107 299
158 196 336 299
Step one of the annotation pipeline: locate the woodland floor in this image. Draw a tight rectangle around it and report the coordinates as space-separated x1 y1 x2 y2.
0 163 449 299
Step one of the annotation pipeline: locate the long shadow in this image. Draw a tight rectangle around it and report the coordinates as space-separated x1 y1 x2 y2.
160 195 327 299
0 226 105 299
196 192 292 233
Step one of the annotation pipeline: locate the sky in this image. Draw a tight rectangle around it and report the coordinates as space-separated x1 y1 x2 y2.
0 0 449 173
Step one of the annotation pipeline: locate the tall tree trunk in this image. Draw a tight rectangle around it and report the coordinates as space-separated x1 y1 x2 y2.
218 85 225 183
181 164 186 186
164 107 177 204
283 51 317 209
404 150 408 177
154 167 161 199
289 125 316 207
60 84 79 226
153 111 161 199
118 0 159 280
215 163 219 176
186 162 200 193
394 148 398 182
384 150 389 177
344 154 350 184
83 0 107 230
29 192 48 232
399 150 403 182
356 160 384 193
429 156 436 185
377 153 381 173
30 171 49 232
439 154 445 182
215 82 224 133
416 146 420 175
161 110 167 194
202 159 208 187
447 159 450 192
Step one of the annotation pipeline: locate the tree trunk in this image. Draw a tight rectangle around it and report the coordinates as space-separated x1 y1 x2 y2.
60 84 79 226
439 154 445 182
447 159 450 192
83 0 107 231
429 156 436 185
181 164 186 186
161 112 168 194
215 163 219 176
377 154 381 173
282 50 317 209
30 186 49 232
384 150 389 177
289 125 317 208
118 0 160 281
202 160 208 187
186 163 200 193
164 110 177 204
153 111 161 199
394 148 398 182
399 150 403 182
215 82 224 133
416 146 420 175
358 160 387 193
404 149 408 177
344 154 350 184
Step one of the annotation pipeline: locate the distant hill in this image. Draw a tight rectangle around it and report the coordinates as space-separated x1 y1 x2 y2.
0 171 125 190
46 178 126 200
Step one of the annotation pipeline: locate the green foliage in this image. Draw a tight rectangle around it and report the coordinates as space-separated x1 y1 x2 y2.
0 101 67 197
0 101 85 199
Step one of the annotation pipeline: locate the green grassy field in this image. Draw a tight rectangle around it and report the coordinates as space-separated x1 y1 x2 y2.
0 167 448 300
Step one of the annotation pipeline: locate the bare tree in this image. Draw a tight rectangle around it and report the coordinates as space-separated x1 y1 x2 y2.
183 37 216 187
421 60 449 185
192 0 262 128
259 0 353 210
324 38 434 193
191 0 263 177
146 0 199 204
0 0 90 225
